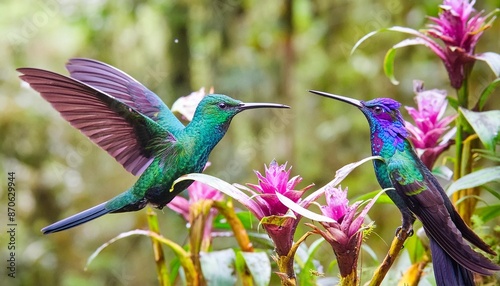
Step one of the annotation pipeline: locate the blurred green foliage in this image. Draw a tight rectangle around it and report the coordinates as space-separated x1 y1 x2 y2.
0 0 499 285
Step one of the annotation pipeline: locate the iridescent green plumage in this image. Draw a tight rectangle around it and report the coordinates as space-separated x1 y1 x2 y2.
18 58 289 234
310 90 499 285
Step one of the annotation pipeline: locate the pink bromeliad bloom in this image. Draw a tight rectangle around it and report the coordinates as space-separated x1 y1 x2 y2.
307 186 378 281
246 160 314 257
405 81 457 168
426 0 493 88
356 0 498 90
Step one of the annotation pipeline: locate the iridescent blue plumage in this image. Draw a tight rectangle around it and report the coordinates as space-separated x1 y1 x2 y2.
310 90 499 285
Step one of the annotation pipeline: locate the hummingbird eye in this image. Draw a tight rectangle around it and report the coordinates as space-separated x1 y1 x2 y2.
373 106 384 115
218 102 227 109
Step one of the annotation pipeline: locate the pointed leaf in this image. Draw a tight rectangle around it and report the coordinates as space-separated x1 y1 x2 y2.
352 26 431 55
475 52 500 77
86 230 191 272
234 251 253 286
446 166 500 196
475 205 500 223
299 238 325 286
173 173 265 218
478 78 500 110
301 156 384 206
352 190 393 204
404 231 426 263
200 249 237 286
460 108 500 150
384 46 399 85
237 251 271 286
276 192 335 223
214 211 257 230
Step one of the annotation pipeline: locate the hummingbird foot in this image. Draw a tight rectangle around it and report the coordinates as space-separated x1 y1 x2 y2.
395 213 415 240
395 225 414 241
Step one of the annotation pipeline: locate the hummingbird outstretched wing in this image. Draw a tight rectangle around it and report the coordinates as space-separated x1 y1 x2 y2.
387 150 500 275
66 58 185 134
18 68 178 176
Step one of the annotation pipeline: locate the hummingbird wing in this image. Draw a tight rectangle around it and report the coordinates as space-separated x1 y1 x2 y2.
18 68 178 176
422 163 496 255
66 58 185 134
387 150 500 275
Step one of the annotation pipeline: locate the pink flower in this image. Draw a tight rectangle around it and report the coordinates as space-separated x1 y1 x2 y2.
246 160 314 256
168 179 223 221
247 161 310 217
405 81 456 168
426 0 491 88
308 186 378 279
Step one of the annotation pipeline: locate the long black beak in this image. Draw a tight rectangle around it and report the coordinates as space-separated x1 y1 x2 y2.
309 90 362 108
239 102 290 110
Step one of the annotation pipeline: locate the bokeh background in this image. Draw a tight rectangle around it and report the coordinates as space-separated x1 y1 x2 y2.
1 0 499 285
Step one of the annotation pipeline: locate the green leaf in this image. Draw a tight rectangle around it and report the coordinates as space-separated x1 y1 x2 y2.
236 251 271 286
384 47 399 85
298 238 325 286
404 231 425 263
352 190 393 204
432 165 453 181
86 230 192 273
475 205 500 223
214 211 257 230
474 149 500 162
384 38 431 85
475 52 500 77
200 249 237 286
446 166 500 196
351 26 431 55
460 108 500 151
447 96 459 110
478 78 500 110
234 251 252 286
482 185 500 201
169 258 182 286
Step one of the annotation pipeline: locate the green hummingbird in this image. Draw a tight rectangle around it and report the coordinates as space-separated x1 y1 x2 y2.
310 90 499 285
18 58 289 234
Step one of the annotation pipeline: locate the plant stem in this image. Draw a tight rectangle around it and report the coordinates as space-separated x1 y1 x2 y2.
146 231 199 286
397 254 430 286
213 200 254 252
189 200 212 285
452 75 477 225
276 231 313 286
147 207 171 286
369 229 411 286
339 270 358 286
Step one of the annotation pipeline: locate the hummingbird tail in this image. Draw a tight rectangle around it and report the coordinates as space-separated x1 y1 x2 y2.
41 202 111 234
429 237 474 286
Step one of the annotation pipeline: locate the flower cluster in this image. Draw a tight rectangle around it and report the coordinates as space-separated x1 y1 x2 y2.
307 186 377 281
247 161 314 256
426 0 492 88
405 81 456 168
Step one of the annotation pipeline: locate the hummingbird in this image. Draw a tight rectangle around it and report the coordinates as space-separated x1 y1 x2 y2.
18 58 289 234
310 90 499 285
